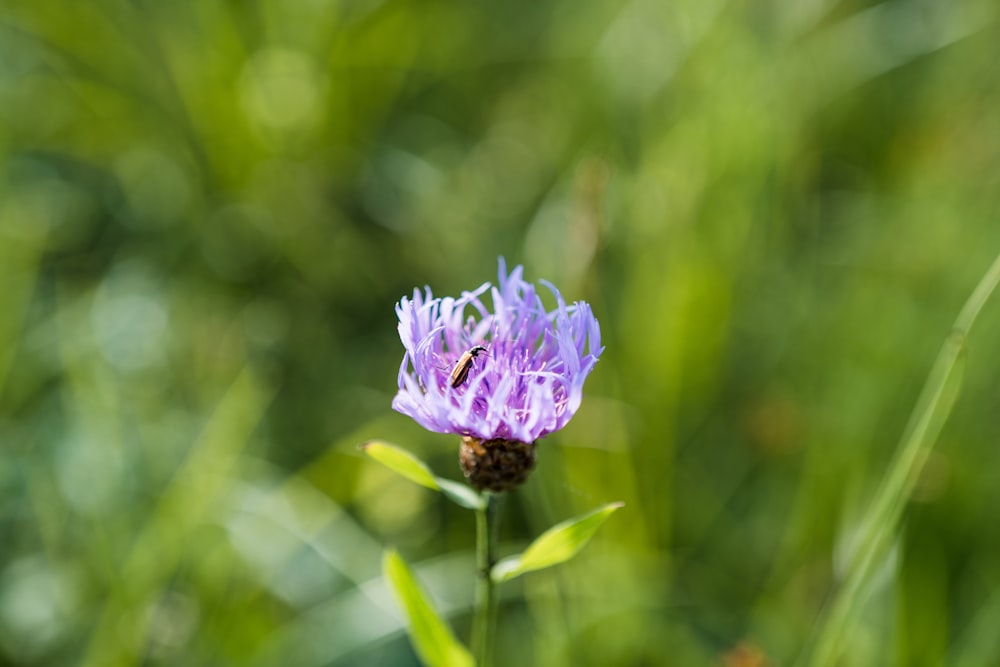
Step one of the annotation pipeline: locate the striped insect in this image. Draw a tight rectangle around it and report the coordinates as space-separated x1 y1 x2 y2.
449 345 489 388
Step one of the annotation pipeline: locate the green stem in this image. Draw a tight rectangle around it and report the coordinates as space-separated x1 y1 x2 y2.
471 491 502 667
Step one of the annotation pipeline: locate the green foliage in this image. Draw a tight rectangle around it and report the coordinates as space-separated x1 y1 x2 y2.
3 0 1000 665
363 440 484 510
492 503 624 583
383 550 475 667
363 440 442 491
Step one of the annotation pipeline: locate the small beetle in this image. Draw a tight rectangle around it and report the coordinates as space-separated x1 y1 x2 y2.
449 345 488 388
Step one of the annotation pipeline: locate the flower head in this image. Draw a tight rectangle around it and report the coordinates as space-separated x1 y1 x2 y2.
392 258 603 445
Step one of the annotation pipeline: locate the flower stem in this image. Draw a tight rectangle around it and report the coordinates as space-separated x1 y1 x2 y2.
472 491 502 667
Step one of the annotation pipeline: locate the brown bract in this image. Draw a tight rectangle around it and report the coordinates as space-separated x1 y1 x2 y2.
459 436 537 492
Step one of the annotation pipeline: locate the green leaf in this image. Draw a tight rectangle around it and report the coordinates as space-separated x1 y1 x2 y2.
383 550 475 667
436 478 485 510
491 502 624 583
362 440 440 490
362 440 485 510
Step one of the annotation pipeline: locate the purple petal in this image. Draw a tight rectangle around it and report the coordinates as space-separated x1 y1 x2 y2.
392 258 602 443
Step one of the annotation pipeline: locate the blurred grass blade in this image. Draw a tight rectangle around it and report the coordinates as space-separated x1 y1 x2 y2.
0 200 47 393
800 249 1000 667
948 587 1000 667
81 367 274 667
383 549 475 667
491 502 623 583
362 441 484 510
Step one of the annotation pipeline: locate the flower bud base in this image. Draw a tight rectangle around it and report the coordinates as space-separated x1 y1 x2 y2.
459 436 536 492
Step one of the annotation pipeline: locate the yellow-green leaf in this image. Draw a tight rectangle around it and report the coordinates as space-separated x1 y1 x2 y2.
491 502 623 583
436 477 485 510
383 550 475 667
362 440 440 490
362 440 485 510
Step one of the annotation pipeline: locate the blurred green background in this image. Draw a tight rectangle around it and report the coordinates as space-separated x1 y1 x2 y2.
3 1 1000 665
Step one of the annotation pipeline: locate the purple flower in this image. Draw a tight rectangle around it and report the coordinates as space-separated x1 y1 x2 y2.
392 258 604 444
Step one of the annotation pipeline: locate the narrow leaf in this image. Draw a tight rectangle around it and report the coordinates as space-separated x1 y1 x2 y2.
362 441 485 510
383 550 475 667
437 478 486 510
492 502 623 583
362 441 440 491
